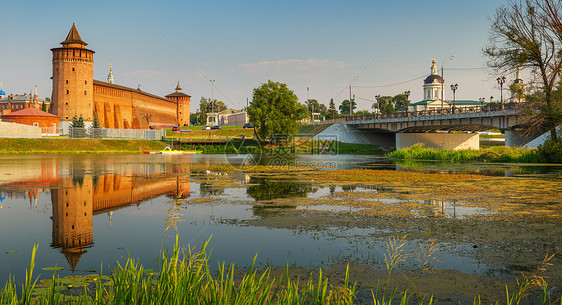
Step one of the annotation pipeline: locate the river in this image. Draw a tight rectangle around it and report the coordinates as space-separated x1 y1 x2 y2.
0 154 560 302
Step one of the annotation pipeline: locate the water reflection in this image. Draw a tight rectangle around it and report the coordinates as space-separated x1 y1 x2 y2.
247 177 317 201
1 156 192 271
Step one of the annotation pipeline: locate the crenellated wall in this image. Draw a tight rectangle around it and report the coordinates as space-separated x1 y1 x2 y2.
93 81 178 129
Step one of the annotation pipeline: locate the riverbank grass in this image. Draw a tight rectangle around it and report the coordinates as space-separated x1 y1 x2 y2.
388 144 539 163
0 138 167 154
3 239 559 304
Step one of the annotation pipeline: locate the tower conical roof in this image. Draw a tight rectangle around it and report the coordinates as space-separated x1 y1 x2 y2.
62 248 86 272
61 23 87 47
175 82 182 91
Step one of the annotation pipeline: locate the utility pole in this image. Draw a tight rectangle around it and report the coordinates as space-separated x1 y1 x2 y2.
349 85 352 118
210 79 215 125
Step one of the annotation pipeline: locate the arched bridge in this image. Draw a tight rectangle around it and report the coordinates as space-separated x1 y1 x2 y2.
310 104 537 149
316 103 525 132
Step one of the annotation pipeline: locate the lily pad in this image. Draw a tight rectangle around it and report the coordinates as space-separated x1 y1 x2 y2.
41 266 64 271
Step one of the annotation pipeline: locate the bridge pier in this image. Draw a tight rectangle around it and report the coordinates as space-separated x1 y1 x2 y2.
396 132 479 150
505 129 545 147
313 123 395 147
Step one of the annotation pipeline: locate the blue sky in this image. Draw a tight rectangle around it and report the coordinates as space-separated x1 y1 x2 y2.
1 0 515 112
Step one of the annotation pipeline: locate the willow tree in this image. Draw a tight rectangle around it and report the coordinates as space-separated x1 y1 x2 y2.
484 0 562 140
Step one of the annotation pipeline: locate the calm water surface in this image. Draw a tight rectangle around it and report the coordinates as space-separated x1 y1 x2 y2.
0 154 559 284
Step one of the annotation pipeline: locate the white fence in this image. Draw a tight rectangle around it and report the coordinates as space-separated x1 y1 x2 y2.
104 128 165 140
0 121 41 138
68 127 165 140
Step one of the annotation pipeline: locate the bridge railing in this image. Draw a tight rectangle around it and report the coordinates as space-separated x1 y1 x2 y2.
313 103 525 125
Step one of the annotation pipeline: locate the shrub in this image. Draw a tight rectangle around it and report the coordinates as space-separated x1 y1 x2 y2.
537 137 562 163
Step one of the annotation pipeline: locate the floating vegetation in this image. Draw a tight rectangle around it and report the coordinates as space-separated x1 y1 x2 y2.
40 267 64 271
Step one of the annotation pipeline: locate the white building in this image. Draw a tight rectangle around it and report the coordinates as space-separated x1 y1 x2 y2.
408 59 489 112
510 67 527 103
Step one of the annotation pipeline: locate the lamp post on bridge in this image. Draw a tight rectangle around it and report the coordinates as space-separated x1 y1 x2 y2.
404 90 410 112
496 76 506 104
479 97 485 109
441 55 455 111
375 95 381 115
450 83 458 113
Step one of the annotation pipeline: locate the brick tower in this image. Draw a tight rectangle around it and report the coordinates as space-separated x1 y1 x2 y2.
51 176 94 271
165 82 191 126
51 23 95 130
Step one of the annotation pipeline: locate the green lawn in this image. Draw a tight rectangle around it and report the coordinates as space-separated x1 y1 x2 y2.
0 138 167 154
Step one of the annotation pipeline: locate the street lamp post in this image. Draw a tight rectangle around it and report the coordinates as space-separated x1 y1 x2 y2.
349 77 359 118
479 97 485 108
441 55 455 111
375 95 381 115
307 86 312 121
210 80 215 125
450 83 458 113
404 90 410 112
496 76 506 105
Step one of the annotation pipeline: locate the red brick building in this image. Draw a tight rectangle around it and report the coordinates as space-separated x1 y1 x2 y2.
51 24 190 132
1 107 59 134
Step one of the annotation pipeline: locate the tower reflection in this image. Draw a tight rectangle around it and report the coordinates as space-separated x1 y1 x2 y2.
47 160 191 271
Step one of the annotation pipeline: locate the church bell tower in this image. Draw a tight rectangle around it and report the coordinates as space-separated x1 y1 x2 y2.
51 23 95 129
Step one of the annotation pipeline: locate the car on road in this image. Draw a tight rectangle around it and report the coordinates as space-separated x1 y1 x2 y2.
243 123 254 129
202 126 211 130
210 125 222 130
172 126 180 131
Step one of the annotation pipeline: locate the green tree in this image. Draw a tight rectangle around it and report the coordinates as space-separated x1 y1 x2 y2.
70 115 79 128
190 113 199 125
509 83 526 103
374 96 394 114
88 113 102 138
327 98 337 119
484 0 562 140
197 97 227 125
91 113 101 128
78 115 85 128
305 99 327 120
373 94 409 114
392 93 410 111
354 110 371 116
339 99 357 115
248 80 308 140
41 102 47 112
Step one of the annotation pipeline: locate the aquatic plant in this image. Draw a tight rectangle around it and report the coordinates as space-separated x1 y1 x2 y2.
387 144 542 163
383 235 411 283
413 239 440 272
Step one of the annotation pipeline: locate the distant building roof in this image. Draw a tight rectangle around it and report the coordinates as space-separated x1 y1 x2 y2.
0 90 5 96
61 23 87 46
166 82 191 98
409 99 486 106
0 94 45 103
93 80 174 103
165 91 191 98
424 74 443 84
2 107 59 118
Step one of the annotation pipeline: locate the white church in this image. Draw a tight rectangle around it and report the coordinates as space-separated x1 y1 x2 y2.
407 59 526 112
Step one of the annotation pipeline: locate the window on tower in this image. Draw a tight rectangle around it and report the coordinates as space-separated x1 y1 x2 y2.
66 90 69 94
72 68 75 71
66 80 68 84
